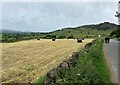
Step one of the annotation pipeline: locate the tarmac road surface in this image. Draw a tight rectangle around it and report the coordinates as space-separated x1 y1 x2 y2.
103 39 119 83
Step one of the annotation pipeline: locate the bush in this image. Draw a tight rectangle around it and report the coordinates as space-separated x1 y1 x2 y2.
57 35 66 39
44 35 56 39
110 29 120 38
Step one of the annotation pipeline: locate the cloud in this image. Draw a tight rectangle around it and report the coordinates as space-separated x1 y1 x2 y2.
0 3 2 29
2 2 118 32
1 0 118 2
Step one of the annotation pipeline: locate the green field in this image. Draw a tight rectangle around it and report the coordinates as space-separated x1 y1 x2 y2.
49 28 114 38
1 22 118 43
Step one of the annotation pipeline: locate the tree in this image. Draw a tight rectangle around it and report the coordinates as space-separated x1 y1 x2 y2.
57 35 66 39
68 31 71 33
44 35 56 39
110 29 120 38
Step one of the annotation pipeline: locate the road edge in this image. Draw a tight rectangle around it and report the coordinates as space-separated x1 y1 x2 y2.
103 43 117 83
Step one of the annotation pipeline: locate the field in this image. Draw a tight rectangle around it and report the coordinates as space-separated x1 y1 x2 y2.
2 39 93 83
50 28 114 38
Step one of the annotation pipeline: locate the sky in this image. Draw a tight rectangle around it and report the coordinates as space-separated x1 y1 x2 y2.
1 1 118 32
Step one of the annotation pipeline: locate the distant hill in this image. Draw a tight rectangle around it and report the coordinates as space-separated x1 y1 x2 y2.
0 29 22 33
47 22 118 38
1 22 118 37
79 22 118 30
1 22 118 42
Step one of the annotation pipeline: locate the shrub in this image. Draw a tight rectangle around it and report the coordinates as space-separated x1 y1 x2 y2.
57 35 66 39
44 35 56 39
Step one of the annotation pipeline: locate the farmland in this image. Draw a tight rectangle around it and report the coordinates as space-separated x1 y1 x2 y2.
2 39 93 83
1 22 117 43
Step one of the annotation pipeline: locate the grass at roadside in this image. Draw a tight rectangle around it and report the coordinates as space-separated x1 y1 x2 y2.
36 39 111 84
35 76 45 84
117 38 120 41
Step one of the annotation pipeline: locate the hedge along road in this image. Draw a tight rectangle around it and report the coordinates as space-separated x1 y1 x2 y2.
2 39 93 83
103 39 119 83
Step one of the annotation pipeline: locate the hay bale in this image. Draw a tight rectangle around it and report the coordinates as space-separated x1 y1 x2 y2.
52 38 56 41
77 38 82 43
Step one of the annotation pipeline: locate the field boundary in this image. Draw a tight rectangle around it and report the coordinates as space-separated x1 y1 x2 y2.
103 43 117 83
36 39 97 84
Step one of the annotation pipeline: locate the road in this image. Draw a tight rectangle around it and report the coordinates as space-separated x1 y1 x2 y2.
103 39 119 83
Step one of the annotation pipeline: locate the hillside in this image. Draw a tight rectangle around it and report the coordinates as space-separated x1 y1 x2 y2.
79 22 118 30
1 22 118 43
47 22 118 38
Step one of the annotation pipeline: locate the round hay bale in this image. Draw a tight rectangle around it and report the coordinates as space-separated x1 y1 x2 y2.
77 38 82 43
52 38 56 41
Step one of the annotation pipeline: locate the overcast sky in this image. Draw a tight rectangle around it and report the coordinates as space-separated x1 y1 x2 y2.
2 1 118 32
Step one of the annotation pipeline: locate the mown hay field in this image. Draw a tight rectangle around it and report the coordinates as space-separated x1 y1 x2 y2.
2 39 93 83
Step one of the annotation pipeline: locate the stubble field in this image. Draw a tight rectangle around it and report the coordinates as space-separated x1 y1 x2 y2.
2 39 93 83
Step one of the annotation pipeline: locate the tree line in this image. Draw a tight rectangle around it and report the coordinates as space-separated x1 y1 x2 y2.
1 32 45 43
1 32 73 43
110 28 120 38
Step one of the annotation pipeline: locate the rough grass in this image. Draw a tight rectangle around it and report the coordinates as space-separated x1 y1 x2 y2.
117 38 120 41
2 39 93 83
87 39 111 83
36 39 111 84
50 28 114 38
